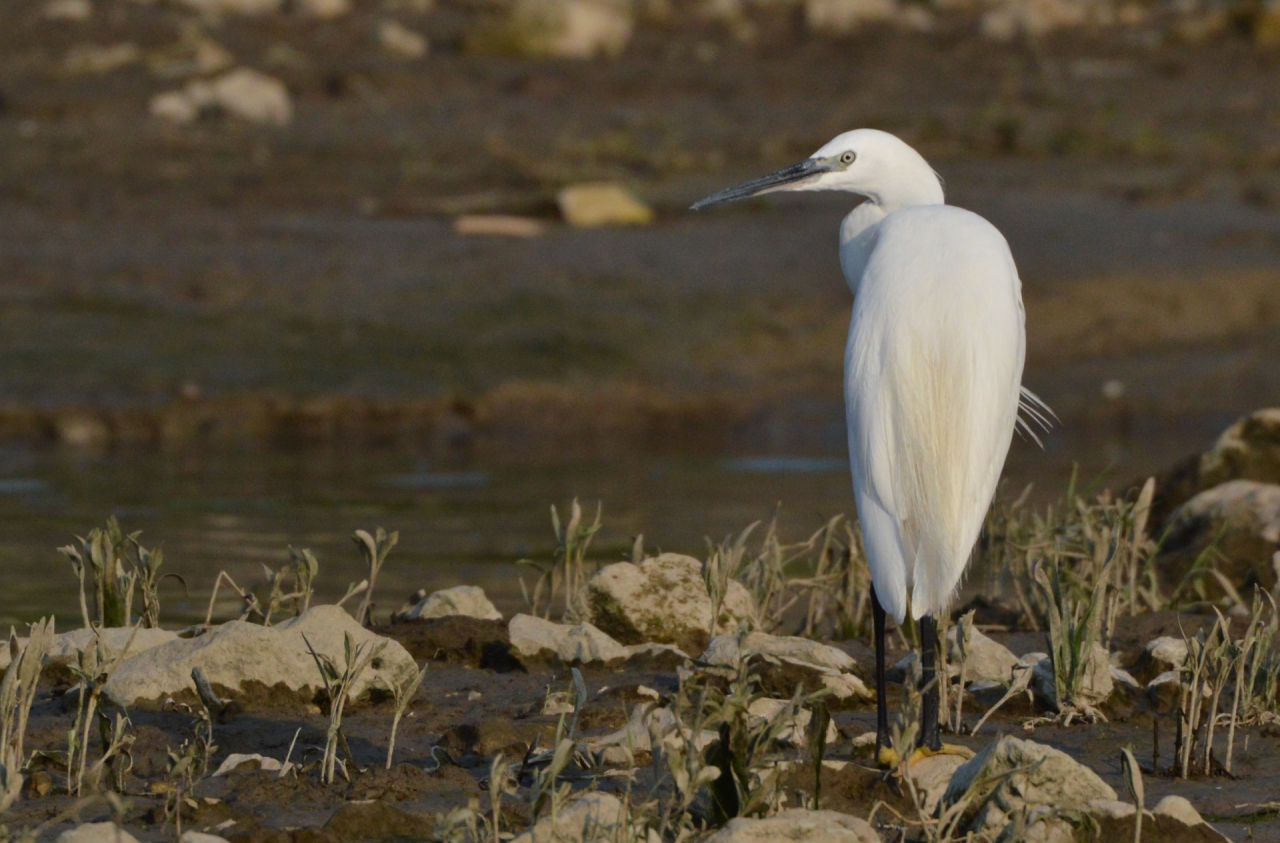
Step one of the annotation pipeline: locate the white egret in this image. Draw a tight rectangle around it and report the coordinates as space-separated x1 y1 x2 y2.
693 129 1048 761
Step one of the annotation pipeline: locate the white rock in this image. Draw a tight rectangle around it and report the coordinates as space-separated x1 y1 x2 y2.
1152 795 1204 825
1147 636 1189 670
542 690 575 715
746 698 837 746
1088 799 1137 819
943 736 1116 840
44 0 92 20
154 68 292 127
557 183 654 228
704 809 879 843
503 0 634 58
819 671 873 702
58 825 141 843
583 553 753 654
397 585 501 621
507 614 680 664
179 833 231 843
104 605 417 706
378 20 429 59
908 753 969 814
947 623 1019 685
804 0 896 33
703 631 853 673
512 792 626 843
212 753 282 776
63 43 140 75
0 626 178 673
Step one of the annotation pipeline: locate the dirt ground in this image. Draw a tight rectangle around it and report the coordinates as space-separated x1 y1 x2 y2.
5 613 1280 842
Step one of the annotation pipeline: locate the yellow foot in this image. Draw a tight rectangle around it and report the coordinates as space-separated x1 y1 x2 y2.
876 742 974 769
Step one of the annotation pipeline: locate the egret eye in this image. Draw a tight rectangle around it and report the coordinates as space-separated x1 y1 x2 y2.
839 151 856 166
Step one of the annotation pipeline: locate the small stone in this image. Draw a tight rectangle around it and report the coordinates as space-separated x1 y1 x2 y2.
63 43 140 75
542 690 575 715
804 0 896 34
58 825 142 843
454 215 545 237
745 699 837 746
909 753 969 814
180 832 231 843
704 809 879 843
512 792 626 843
212 753 282 776
44 0 92 20
557 183 653 228
472 0 633 58
206 68 292 126
378 20 429 58
396 585 502 621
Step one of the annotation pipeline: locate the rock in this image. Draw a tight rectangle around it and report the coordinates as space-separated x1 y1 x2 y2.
542 690 575 715
947 623 1019 685
507 614 684 665
1130 636 1188 684
63 43 140 75
1088 799 1137 820
745 698 837 746
942 736 1116 841
704 809 879 843
512 792 626 843
702 631 871 703
473 0 633 58
1151 409 1280 527
147 34 236 79
1029 643 1113 710
212 753 282 776
804 0 897 34
1153 795 1204 826
323 800 436 842
44 0 92 20
0 626 177 674
1160 480 1280 593
179 833 231 843
557 183 654 228
151 68 292 127
104 605 418 707
396 585 501 622
909 753 969 814
454 215 545 238
967 678 1007 709
980 0 1088 40
377 20 428 59
584 553 754 654
58 825 142 843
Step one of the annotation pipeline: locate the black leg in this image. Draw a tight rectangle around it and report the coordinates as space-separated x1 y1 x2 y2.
871 584 890 761
919 614 942 752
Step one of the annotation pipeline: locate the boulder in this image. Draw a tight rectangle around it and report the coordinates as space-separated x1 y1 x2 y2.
58 825 141 843
469 0 633 58
947 623 1019 685
942 736 1115 841
396 585 501 622
583 553 754 654
104 605 418 707
507 614 684 665
0 626 177 674
1150 409 1280 527
1159 480 1280 593
512 792 627 843
703 809 879 843
557 184 654 228
151 68 292 127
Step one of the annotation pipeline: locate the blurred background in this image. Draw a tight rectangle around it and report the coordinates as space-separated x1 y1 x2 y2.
1 0 1279 624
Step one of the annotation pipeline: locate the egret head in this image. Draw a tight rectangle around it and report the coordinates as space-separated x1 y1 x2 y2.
691 129 944 213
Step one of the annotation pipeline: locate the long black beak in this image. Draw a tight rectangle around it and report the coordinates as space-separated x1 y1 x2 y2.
690 158 833 210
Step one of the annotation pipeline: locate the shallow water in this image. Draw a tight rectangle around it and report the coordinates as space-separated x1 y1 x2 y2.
0 412 1222 629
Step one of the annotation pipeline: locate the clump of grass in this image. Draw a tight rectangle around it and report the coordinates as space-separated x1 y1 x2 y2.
0 618 55 811
386 662 428 769
304 632 387 784
518 499 603 622
66 626 139 796
160 679 218 836
353 528 398 626
60 518 174 629
1034 554 1112 719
